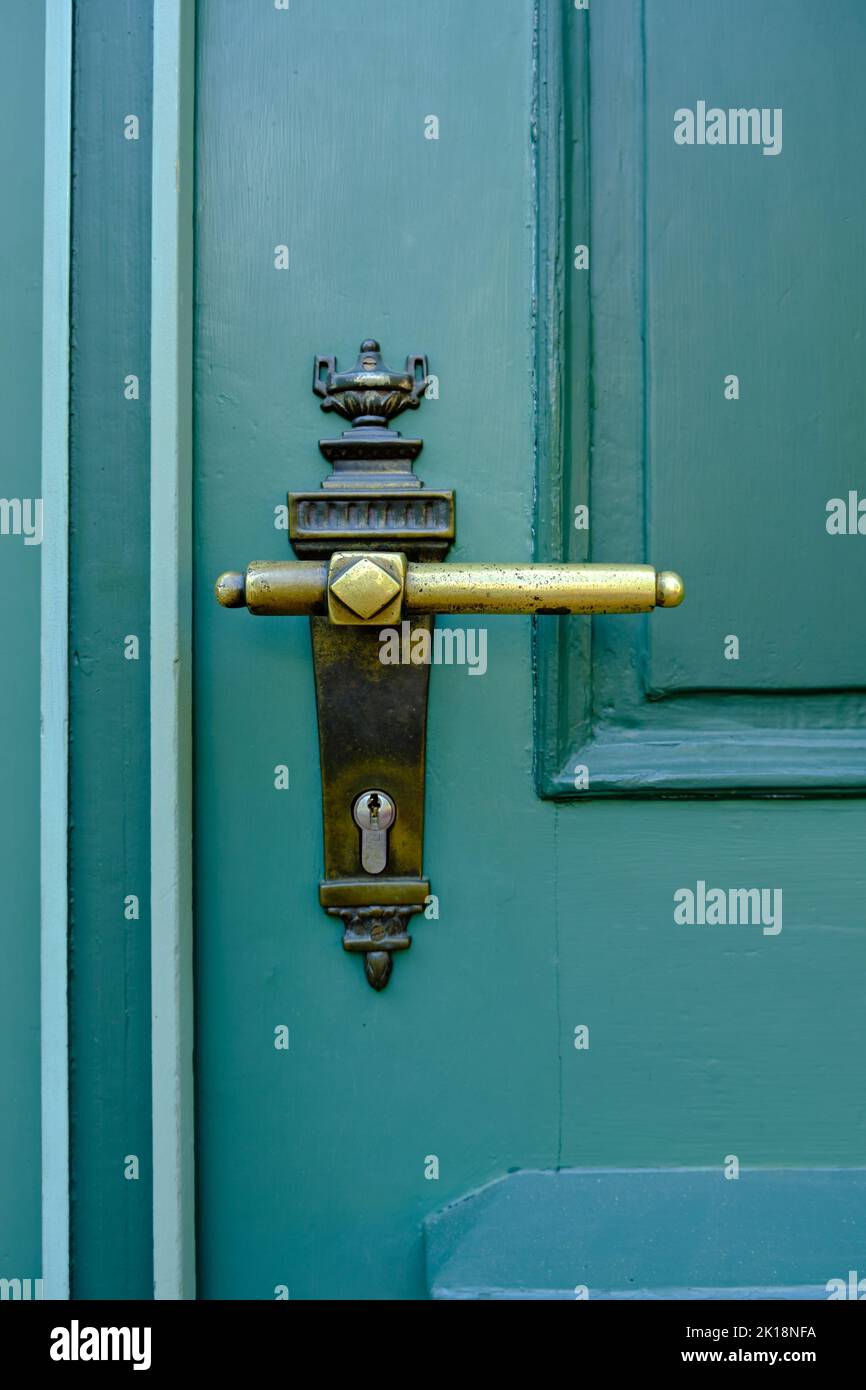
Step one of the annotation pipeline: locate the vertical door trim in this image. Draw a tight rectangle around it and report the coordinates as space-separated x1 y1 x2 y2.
150 0 196 1300
40 0 73 1303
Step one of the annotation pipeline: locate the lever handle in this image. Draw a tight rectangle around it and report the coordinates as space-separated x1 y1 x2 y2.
216 555 684 620
211 341 686 990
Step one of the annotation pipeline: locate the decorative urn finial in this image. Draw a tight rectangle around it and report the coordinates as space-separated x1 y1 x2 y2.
312 339 430 429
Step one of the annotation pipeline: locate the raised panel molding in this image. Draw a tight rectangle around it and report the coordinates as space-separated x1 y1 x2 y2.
532 0 866 798
426 1168 866 1300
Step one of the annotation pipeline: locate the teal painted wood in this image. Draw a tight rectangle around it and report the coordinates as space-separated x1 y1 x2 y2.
534 0 866 796
0 0 46 1295
533 1 592 770
68 0 154 1298
553 799 866 1170
426 1168 866 1299
192 0 866 1301
193 0 549 1301
40 0 73 1301
150 0 196 1302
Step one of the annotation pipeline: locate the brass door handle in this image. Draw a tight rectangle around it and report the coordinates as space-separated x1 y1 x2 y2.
216 556 684 620
214 339 685 991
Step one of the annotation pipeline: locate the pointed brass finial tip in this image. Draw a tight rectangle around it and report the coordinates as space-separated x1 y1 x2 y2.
656 571 685 608
365 951 393 991
215 571 246 608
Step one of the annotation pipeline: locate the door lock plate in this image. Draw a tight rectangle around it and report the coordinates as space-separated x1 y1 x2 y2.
302 340 450 990
215 339 683 990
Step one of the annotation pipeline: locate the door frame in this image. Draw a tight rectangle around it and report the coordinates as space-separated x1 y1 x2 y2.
40 0 72 1304
40 0 198 1303
149 0 197 1300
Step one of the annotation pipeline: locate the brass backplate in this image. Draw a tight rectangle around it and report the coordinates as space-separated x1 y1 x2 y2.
291 340 452 989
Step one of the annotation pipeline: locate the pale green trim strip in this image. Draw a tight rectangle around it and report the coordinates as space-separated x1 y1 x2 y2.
151 0 196 1300
40 0 72 1303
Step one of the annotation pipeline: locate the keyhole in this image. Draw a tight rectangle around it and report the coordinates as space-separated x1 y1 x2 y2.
352 790 395 876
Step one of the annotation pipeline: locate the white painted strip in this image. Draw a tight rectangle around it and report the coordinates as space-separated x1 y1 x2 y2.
150 0 196 1300
40 0 73 1302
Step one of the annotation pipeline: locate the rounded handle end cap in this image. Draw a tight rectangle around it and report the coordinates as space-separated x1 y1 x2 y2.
216 571 246 608
656 571 685 608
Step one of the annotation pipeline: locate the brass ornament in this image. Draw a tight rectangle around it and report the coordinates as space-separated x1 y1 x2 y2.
215 339 684 989
218 559 685 620
312 339 429 428
327 552 406 626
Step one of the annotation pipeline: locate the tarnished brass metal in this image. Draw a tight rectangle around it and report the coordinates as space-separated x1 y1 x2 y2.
216 558 684 619
404 563 680 614
288 489 454 559
310 612 432 990
318 878 430 909
306 342 442 990
215 570 247 608
328 552 406 626
214 339 685 990
244 560 327 615
313 338 429 429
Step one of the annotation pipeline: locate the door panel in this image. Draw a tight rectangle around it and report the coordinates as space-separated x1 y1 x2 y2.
194 0 549 1302
646 3 866 696
535 0 866 795
194 0 866 1300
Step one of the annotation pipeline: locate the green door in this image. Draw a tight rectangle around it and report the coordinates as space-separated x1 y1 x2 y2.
193 0 866 1299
